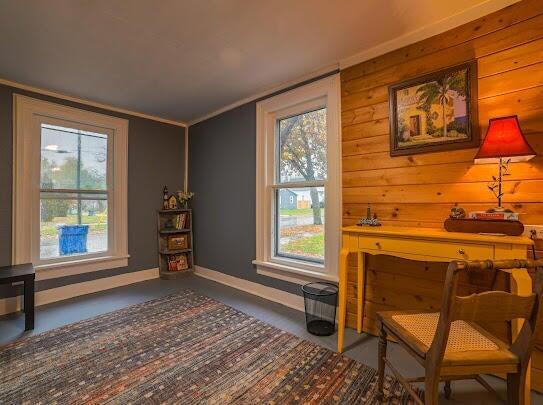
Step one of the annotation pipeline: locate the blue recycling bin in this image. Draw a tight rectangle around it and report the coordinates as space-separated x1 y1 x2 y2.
58 225 89 255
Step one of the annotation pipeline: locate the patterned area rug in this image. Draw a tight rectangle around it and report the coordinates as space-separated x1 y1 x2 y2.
0 290 417 404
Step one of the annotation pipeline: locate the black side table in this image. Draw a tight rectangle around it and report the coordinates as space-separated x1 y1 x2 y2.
0 263 35 330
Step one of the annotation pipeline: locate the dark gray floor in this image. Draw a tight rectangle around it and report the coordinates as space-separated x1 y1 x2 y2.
1 274 541 404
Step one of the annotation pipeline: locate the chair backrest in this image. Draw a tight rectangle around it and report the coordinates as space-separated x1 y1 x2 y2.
427 259 543 370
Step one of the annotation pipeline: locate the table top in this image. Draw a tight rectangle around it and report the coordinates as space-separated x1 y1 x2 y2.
342 225 534 246
0 263 35 280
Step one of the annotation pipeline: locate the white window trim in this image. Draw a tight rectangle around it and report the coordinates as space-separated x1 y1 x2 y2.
254 75 341 284
13 94 129 278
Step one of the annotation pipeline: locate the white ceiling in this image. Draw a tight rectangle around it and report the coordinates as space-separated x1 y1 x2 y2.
0 0 515 124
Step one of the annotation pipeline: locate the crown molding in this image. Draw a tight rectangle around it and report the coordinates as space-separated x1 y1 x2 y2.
339 0 520 70
188 0 518 127
0 77 187 127
188 64 339 126
1 0 517 129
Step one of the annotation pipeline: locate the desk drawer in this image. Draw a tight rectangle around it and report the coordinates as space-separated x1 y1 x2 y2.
358 236 494 261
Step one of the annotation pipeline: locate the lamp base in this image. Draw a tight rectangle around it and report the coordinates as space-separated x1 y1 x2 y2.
486 206 514 213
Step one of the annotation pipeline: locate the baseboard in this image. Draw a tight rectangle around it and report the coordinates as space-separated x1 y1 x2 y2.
0 296 19 316
0 267 159 316
194 265 305 312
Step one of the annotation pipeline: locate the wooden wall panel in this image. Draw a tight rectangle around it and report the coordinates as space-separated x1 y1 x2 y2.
340 0 543 391
341 1 543 82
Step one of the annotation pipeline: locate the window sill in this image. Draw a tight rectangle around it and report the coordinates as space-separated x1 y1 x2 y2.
252 259 338 285
35 255 130 281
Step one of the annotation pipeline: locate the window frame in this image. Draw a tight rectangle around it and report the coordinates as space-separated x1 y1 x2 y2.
273 103 327 265
254 75 341 284
37 117 112 264
13 95 129 279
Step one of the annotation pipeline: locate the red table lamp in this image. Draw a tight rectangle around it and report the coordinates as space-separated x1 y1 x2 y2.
474 115 536 212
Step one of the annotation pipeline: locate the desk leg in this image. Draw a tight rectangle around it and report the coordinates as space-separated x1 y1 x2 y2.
357 252 365 333
337 247 349 353
24 277 35 331
510 269 532 405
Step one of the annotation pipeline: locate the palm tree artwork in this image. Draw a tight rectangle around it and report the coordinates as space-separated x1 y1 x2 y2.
390 63 476 156
416 70 466 138
395 69 468 152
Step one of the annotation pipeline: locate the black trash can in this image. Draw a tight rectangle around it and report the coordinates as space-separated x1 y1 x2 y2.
302 282 338 336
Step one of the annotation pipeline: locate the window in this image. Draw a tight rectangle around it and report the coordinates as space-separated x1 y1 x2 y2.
13 95 128 277
40 124 109 260
276 108 327 263
254 75 340 283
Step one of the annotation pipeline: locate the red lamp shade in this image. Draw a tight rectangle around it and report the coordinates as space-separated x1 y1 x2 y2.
474 115 536 164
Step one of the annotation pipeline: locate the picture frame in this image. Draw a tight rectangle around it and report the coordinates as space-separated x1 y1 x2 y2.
167 235 188 250
167 253 189 271
178 254 188 270
388 61 479 156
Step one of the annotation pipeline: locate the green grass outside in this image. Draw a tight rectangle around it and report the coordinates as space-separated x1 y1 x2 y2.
282 233 324 258
41 213 107 238
279 208 324 217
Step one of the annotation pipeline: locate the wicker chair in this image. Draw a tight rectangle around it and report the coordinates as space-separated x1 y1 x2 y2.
376 259 543 404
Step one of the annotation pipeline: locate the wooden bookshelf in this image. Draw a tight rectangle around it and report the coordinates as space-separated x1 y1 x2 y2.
159 229 191 234
157 208 194 279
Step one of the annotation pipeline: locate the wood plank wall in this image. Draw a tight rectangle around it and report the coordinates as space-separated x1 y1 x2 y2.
340 0 543 391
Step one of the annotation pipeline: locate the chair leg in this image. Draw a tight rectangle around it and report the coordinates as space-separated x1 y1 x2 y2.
377 325 387 402
507 370 528 405
444 380 452 399
424 376 440 405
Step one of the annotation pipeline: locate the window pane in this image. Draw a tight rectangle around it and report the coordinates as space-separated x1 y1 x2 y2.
278 108 327 183
40 194 108 259
40 124 107 190
276 187 324 263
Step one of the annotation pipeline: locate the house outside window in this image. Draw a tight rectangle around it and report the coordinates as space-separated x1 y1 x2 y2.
13 95 128 278
254 75 340 283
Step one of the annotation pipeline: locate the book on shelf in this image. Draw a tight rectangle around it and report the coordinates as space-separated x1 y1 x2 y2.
167 253 189 271
468 211 519 221
175 213 187 229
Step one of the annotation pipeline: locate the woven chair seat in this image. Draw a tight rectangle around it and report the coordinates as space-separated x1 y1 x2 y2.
392 312 497 352
378 310 518 368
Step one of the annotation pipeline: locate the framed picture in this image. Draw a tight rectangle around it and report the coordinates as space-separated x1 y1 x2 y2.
178 254 188 270
167 235 188 250
168 253 189 271
388 61 479 156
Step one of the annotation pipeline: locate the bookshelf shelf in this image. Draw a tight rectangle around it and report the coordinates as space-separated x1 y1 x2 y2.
159 229 191 234
157 209 194 279
158 208 191 214
159 248 192 255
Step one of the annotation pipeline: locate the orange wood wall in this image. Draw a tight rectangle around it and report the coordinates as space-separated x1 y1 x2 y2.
340 0 543 390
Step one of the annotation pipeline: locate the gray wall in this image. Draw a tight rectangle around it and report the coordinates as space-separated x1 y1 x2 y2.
188 103 301 296
188 71 338 297
0 84 185 299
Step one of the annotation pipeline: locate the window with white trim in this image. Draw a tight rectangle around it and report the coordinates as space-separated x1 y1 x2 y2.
13 95 128 276
254 75 340 283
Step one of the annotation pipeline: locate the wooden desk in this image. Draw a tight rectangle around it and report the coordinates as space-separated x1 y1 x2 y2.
0 263 35 330
337 226 534 395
